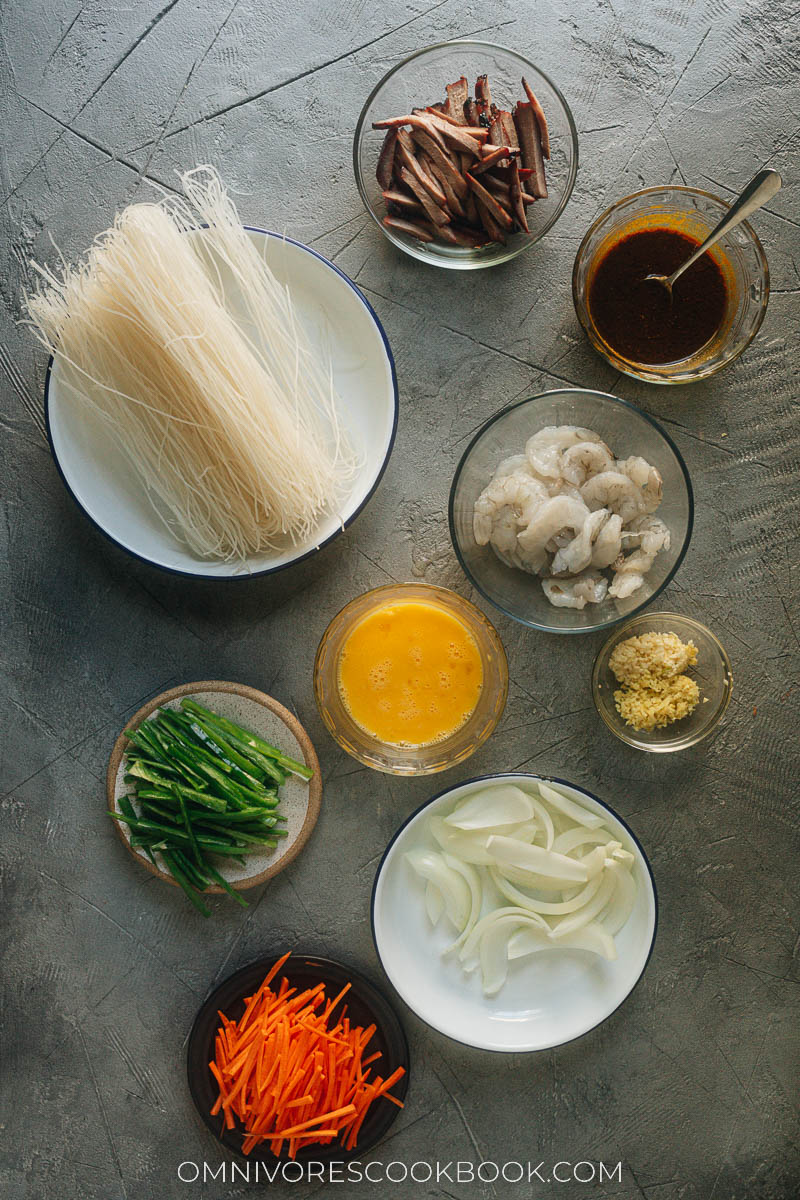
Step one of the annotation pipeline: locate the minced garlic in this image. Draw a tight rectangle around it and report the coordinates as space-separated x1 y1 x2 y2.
609 631 697 688
609 630 700 732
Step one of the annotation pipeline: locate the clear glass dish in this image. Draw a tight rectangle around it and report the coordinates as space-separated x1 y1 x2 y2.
572 186 769 383
449 389 693 634
353 40 578 270
592 612 733 751
313 583 508 774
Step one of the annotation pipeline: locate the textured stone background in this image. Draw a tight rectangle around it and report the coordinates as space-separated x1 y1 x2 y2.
1 1 799 1198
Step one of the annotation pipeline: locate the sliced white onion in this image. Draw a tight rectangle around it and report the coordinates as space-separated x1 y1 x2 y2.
548 862 620 939
596 865 637 935
444 785 535 831
479 914 543 996
510 921 617 961
425 880 444 926
430 816 538 863
490 865 606 916
553 827 613 855
496 863 580 892
538 781 606 828
525 791 556 849
442 853 483 952
405 849 471 931
487 835 590 883
458 906 549 966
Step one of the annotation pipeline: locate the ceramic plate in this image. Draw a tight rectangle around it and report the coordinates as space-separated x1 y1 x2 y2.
107 681 321 891
187 953 409 1161
46 229 398 578
372 773 657 1051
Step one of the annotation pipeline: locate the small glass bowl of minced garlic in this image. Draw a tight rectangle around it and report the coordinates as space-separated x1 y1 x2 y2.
592 614 733 752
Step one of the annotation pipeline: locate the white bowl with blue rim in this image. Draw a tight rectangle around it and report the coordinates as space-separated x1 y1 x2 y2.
45 230 398 578
372 773 657 1052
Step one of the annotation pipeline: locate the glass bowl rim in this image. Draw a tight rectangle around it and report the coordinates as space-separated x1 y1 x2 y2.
447 387 695 634
313 581 509 773
591 610 734 751
352 38 580 270
572 184 770 384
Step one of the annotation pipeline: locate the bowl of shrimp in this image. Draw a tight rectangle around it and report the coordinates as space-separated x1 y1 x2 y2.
448 389 693 633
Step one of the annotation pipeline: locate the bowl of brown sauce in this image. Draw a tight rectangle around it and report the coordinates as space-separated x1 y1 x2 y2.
572 186 769 384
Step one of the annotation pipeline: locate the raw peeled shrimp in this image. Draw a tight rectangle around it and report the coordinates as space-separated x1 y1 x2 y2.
473 470 549 547
591 512 623 569
472 424 671 610
551 509 610 576
525 426 605 481
621 513 671 556
542 571 609 609
608 548 655 599
561 439 615 486
517 495 590 573
580 471 649 524
616 456 663 514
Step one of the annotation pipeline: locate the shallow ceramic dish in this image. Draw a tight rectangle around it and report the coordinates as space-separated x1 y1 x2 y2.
354 40 578 269
449 389 693 633
45 229 398 578
592 612 733 751
372 773 657 1052
107 681 321 892
187 953 409 1161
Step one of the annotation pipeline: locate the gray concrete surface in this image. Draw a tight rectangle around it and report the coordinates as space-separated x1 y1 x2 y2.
2 1 799 1197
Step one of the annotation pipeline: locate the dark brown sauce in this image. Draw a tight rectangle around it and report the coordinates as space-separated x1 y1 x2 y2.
588 227 728 365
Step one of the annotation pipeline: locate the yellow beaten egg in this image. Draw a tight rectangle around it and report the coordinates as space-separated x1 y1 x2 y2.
337 600 484 748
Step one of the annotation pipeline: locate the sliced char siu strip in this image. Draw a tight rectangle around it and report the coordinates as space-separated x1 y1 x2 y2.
425 107 486 136
498 110 520 152
376 128 397 189
373 113 448 152
398 165 451 226
395 130 448 206
482 174 511 198
465 172 513 229
475 74 492 106
425 111 485 155
475 197 507 244
464 97 479 126
424 157 466 218
472 145 514 174
521 76 550 158
463 188 481 227
383 215 435 242
513 102 547 198
410 128 469 198
444 76 469 123
521 191 537 204
509 158 529 233
435 222 490 248
382 188 424 213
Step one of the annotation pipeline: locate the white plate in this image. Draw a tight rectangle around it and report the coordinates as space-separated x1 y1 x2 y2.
372 773 657 1052
45 229 398 578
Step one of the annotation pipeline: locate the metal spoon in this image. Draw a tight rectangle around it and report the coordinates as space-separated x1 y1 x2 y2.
644 168 782 296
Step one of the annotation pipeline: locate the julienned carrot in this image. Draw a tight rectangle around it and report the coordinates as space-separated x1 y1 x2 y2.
209 954 405 1157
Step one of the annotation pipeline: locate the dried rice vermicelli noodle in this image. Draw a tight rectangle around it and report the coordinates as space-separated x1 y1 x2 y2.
24 166 358 562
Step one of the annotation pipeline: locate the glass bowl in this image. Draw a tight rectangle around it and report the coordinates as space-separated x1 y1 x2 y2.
313 583 508 774
573 186 769 383
592 613 733 751
353 40 578 270
448 389 693 634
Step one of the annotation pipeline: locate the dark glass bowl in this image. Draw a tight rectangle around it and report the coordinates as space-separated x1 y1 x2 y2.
187 953 410 1162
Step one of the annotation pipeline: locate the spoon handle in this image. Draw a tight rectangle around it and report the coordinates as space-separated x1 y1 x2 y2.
669 168 782 286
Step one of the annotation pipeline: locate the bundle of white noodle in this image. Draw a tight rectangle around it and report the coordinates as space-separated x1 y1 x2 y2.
25 167 357 562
